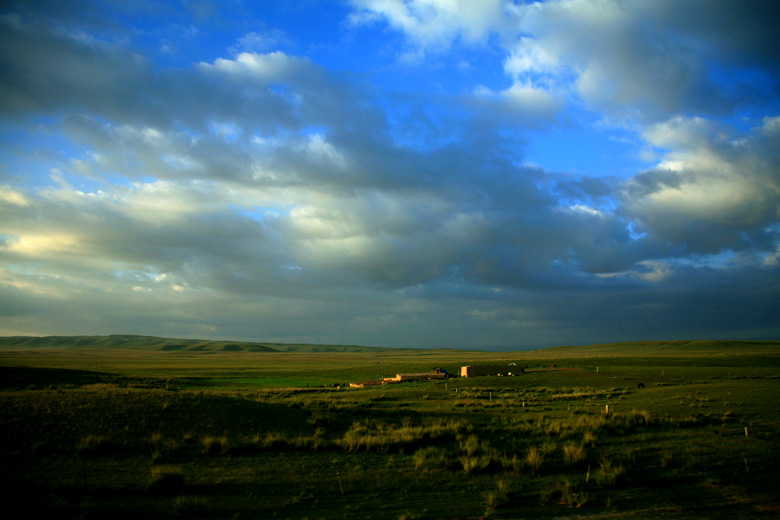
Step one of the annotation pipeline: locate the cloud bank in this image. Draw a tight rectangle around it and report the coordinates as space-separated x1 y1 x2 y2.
0 1 778 348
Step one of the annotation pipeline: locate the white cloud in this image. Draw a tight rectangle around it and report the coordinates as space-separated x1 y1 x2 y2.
199 51 308 82
349 0 512 49
4 233 80 256
0 185 30 207
622 115 780 252
503 37 560 78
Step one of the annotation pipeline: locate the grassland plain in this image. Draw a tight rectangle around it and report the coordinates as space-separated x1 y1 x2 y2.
0 338 779 519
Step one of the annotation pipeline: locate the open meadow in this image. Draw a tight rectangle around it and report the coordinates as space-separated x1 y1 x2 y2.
1 337 779 519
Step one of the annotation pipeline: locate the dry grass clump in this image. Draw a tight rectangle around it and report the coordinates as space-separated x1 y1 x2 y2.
541 477 589 508
514 408 667 442
563 443 587 465
414 446 451 470
458 434 481 456
148 432 184 461
76 434 112 456
174 495 207 516
594 457 625 488
583 431 598 447
456 435 502 474
338 418 467 453
525 446 544 473
660 449 674 468
483 478 517 516
200 435 228 455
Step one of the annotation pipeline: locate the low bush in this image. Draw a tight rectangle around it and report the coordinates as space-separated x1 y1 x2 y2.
594 457 625 488
541 477 589 508
76 434 113 457
563 443 587 465
525 446 544 473
174 495 207 516
414 446 451 470
147 465 185 495
200 435 228 455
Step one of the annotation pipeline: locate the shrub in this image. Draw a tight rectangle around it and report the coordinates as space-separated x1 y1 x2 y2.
460 454 482 474
76 434 112 457
174 495 207 516
147 465 185 495
542 478 589 508
563 443 587 465
500 453 522 473
525 447 544 473
337 418 466 453
540 441 558 456
594 457 625 488
201 435 228 455
458 435 481 457
459 450 501 475
660 449 674 468
149 433 183 461
484 488 508 510
414 446 451 470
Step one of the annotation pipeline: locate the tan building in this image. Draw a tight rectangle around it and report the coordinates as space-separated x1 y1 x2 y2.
460 365 519 378
385 371 448 383
352 369 450 387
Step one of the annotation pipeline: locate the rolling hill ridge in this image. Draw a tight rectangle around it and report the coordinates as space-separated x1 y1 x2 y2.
0 335 417 353
0 335 778 356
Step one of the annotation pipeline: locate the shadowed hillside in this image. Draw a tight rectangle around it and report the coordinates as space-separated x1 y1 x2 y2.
0 335 418 353
1 336 779 356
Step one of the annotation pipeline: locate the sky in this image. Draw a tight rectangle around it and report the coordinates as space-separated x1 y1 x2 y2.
1 0 779 350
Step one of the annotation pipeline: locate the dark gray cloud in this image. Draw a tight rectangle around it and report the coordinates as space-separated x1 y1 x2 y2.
1 1 778 347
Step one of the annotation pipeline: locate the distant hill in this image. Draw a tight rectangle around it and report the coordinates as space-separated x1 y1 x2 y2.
0 335 414 353
0 335 777 356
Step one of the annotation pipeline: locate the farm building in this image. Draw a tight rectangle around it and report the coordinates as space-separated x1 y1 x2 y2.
384 370 448 383
460 365 520 378
351 368 451 388
349 380 383 388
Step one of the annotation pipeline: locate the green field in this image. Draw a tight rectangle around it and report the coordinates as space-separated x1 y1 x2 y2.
1 337 779 519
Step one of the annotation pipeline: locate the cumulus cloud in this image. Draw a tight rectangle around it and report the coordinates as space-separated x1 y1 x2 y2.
348 0 511 50
356 0 780 123
525 0 780 121
0 1 778 346
621 116 780 253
